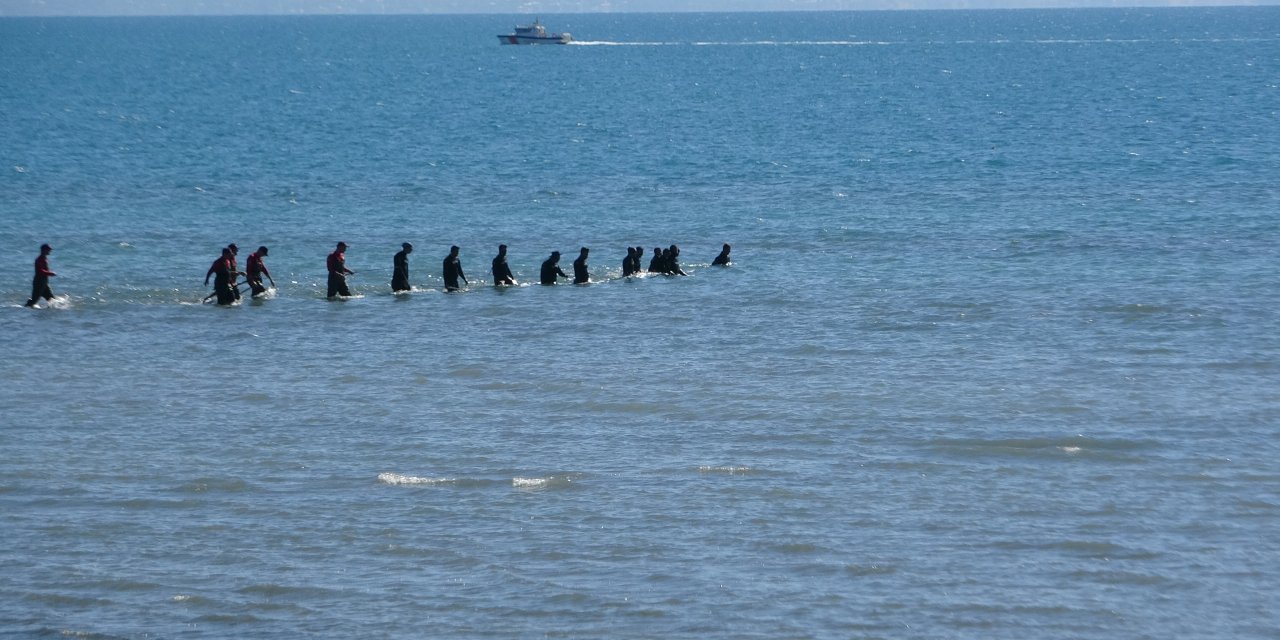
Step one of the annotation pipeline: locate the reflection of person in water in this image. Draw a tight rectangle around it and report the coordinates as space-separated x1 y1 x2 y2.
25 244 56 308
442 245 467 292
327 242 354 298
540 251 568 285
492 244 516 286
392 242 413 292
712 243 731 266
573 247 590 284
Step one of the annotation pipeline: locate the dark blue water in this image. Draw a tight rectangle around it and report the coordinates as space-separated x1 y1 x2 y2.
2 9 1279 639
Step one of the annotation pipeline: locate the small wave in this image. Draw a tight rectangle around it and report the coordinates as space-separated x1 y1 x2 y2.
697 465 756 475
378 472 456 486
928 436 1155 461
174 477 252 494
512 475 578 490
171 594 216 606
237 583 339 599
845 563 897 576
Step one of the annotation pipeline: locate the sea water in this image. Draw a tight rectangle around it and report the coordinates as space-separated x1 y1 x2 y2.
1 9 1278 638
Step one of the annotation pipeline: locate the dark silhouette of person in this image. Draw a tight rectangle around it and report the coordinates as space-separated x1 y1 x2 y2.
442 245 467 291
633 246 645 274
540 251 568 285
648 247 665 273
492 244 516 285
573 247 590 284
667 244 687 276
24 244 56 307
327 242 354 298
206 247 237 305
246 246 275 296
227 243 242 300
392 242 413 292
712 243 731 266
622 247 637 277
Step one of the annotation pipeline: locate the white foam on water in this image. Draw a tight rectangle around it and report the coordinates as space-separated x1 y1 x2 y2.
512 477 549 488
377 472 455 486
697 465 755 475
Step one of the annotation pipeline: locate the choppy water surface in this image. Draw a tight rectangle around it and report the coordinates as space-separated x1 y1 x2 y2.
2 9 1279 638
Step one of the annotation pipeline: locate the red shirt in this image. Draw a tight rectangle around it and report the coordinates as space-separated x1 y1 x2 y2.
327 251 346 275
34 255 54 277
247 252 268 278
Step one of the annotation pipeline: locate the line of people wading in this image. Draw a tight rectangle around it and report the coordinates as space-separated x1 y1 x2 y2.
18 242 733 308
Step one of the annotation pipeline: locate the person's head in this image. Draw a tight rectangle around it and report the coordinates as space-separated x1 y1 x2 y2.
402 242 413 254
40 243 52 255
654 247 662 254
635 246 644 256
228 243 238 254
579 247 589 256
722 243 731 253
660 248 669 257
498 244 507 255
550 251 561 262
626 247 635 256
450 245 460 257
336 241 348 251
221 248 233 257
257 246 269 256
669 244 679 255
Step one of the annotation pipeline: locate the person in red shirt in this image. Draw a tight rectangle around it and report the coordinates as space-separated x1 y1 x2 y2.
245 246 275 297
25 244 56 307
203 247 240 305
327 242 354 298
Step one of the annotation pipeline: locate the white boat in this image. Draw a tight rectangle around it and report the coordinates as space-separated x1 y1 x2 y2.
498 19 571 45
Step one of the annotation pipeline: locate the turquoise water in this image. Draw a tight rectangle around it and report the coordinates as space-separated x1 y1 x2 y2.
2 9 1279 638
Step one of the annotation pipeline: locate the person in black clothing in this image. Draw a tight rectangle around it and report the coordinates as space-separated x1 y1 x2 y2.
206 247 237 305
667 244 687 276
712 243 731 266
622 247 637 277
648 247 665 273
540 251 568 285
572 247 590 284
492 244 516 286
633 246 644 274
392 242 413 292
25 244 56 307
442 245 467 291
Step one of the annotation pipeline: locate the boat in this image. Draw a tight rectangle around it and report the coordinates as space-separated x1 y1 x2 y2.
498 19 572 45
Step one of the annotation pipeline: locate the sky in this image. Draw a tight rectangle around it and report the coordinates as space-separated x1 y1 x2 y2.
1 0 1275 16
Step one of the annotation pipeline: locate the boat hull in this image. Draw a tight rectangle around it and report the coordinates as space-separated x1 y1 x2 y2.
498 34 571 45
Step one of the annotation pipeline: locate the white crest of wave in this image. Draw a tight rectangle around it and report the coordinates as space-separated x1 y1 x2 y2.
378 472 454 486
698 465 754 475
512 477 551 488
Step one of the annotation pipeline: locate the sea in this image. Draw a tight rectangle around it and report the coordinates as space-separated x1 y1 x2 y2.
1 7 1278 638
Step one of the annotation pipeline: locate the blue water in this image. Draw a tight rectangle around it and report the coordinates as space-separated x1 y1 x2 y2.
2 8 1279 638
